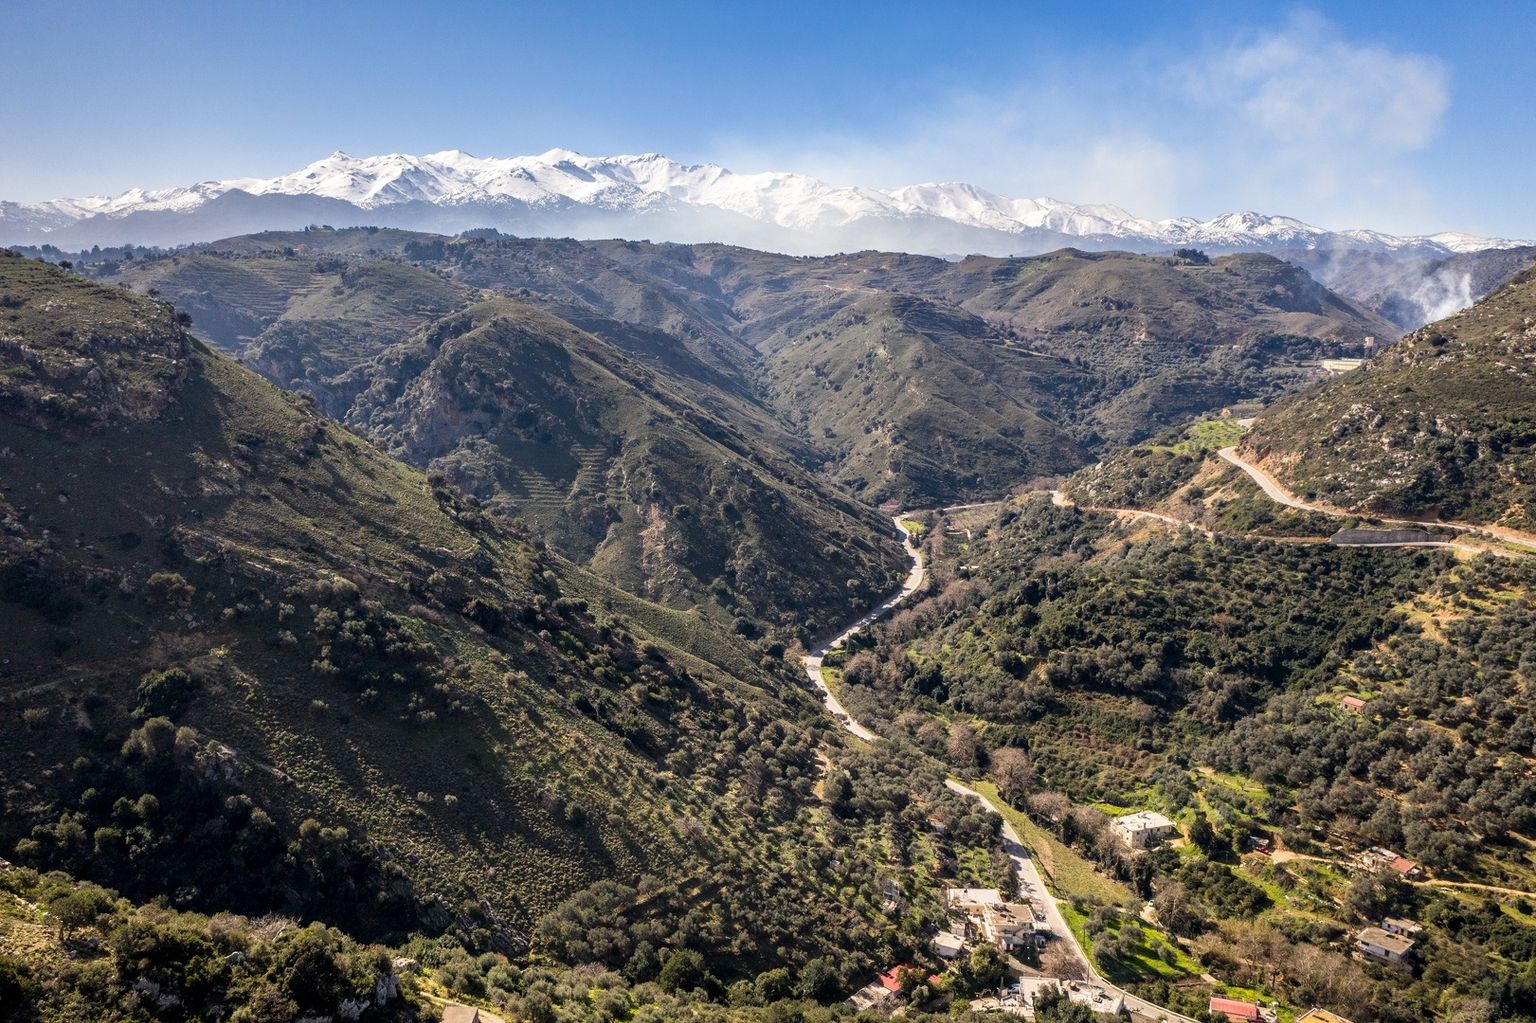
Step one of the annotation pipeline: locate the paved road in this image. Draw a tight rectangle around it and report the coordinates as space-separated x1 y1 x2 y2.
802 515 926 743
945 779 1198 1023
1216 447 1356 517
1052 490 1212 537
803 511 1194 1023
1218 446 1535 556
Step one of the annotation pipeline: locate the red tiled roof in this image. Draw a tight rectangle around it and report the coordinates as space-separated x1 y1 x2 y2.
1210 997 1260 1021
1391 856 1417 874
878 966 911 992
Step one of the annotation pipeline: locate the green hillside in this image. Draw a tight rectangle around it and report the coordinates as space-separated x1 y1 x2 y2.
1244 261 1536 530
0 252 892 972
839 489 1536 1022
763 291 1088 504
194 230 1391 507
338 296 905 636
99 247 905 635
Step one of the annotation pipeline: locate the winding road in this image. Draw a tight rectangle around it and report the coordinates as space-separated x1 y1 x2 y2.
801 515 925 742
1218 446 1536 556
803 510 1195 1023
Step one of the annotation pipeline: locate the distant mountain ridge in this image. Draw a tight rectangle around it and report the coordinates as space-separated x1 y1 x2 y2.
4 148 1526 259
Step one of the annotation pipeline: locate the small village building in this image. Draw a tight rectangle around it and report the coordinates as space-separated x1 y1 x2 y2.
977 903 1036 953
1111 810 1177 850
1361 847 1422 877
1381 917 1423 937
1356 926 1415 965
1341 696 1367 713
947 887 1004 909
1210 997 1262 1022
848 982 897 1013
1059 980 1124 1017
932 930 967 959
1003 979 1124 1020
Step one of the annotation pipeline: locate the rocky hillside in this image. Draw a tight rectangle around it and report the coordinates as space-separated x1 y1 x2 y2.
101 247 905 637
1243 260 1536 530
164 230 1391 496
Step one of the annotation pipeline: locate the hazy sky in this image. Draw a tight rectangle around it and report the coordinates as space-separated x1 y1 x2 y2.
3 1 1532 237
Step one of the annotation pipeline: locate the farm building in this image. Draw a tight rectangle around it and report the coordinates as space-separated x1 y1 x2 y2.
1111 810 1177 850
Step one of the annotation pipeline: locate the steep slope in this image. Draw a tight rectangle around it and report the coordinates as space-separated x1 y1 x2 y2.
676 245 1392 450
93 231 1395 512
1284 244 1536 329
0 252 879 965
108 250 472 416
95 247 905 635
336 297 904 636
1243 260 1536 530
762 291 1088 504
923 249 1398 443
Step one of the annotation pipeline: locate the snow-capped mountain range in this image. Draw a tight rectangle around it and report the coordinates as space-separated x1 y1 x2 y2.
1 148 1525 257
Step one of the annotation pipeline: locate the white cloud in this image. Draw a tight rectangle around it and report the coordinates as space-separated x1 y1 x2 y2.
711 9 1454 233
1192 10 1449 152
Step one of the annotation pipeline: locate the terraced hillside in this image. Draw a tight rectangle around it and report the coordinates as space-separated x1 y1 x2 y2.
1244 260 1536 530
0 252 887 967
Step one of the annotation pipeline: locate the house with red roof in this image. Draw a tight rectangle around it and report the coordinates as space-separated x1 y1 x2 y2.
1211 997 1261 1022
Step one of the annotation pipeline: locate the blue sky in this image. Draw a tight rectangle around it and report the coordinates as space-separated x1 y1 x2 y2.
3 1 1533 236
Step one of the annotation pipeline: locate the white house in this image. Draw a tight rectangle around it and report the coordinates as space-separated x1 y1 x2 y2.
1111 811 1177 850
1355 926 1415 965
932 930 967 959
977 903 1036 953
947 887 1003 909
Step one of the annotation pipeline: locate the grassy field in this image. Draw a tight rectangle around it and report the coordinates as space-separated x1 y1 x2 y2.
1168 418 1246 454
970 780 1135 907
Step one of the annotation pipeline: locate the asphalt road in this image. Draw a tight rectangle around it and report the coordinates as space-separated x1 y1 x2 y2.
804 509 1195 1023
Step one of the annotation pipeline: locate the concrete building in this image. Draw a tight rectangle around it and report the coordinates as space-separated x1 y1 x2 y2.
1381 917 1423 938
1356 926 1415 965
1112 810 1177 850
977 902 1036 953
932 930 967 959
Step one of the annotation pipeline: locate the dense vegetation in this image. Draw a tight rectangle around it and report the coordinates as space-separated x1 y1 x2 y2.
844 492 1536 1021
7 232 1531 1023
101 246 905 635
0 252 1079 1023
0 253 921 987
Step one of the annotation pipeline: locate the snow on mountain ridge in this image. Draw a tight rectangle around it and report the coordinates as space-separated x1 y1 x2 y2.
5 149 1525 254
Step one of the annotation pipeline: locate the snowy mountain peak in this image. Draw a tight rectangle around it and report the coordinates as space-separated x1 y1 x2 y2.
2 148 1525 257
